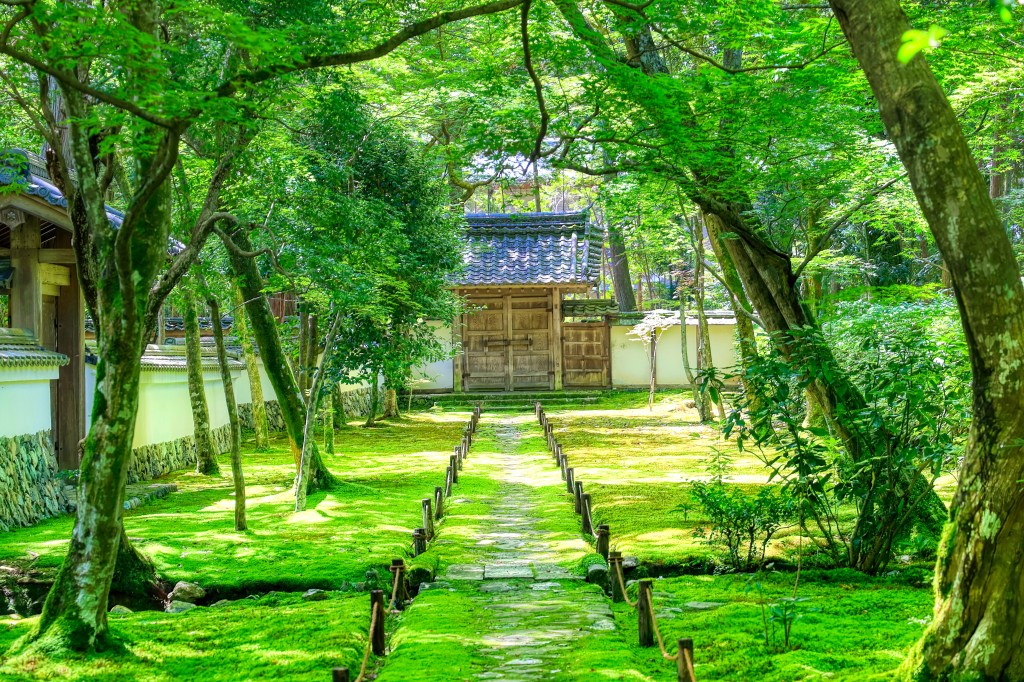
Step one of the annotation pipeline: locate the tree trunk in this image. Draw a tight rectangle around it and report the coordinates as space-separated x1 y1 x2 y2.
692 220 721 420
224 229 336 492
828 0 1024 676
364 375 379 427
602 186 637 312
296 311 343 511
648 331 657 411
323 390 335 455
209 296 246 532
382 387 399 419
234 287 269 450
182 281 219 475
677 284 704 414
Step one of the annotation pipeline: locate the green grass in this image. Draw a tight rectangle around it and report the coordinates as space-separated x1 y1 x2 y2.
0 413 467 594
618 569 933 681
0 592 368 681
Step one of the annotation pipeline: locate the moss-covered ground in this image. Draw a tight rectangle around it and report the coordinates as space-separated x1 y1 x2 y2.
0 394 940 680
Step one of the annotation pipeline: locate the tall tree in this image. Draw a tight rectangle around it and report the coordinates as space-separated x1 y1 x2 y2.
182 280 219 475
827 0 1024 676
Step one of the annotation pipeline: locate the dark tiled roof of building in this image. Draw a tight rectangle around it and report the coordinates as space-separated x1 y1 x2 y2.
455 212 600 287
0 328 69 369
0 149 124 227
85 316 234 334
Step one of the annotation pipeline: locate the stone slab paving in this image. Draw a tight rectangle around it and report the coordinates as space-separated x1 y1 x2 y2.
379 415 644 681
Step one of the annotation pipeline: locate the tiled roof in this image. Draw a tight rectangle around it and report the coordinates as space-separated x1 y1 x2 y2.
85 316 234 334
0 328 69 369
563 299 619 317
455 212 600 287
85 343 243 372
0 149 124 227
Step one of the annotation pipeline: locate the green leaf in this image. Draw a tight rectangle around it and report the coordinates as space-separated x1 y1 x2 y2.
898 25 948 63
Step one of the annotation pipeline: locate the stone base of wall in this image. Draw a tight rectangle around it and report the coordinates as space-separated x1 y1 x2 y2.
340 387 373 419
126 423 232 485
0 431 72 531
237 400 287 432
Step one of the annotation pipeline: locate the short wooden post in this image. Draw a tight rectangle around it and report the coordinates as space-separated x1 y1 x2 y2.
558 454 568 481
450 455 459 483
677 638 695 682
412 528 427 556
434 486 444 520
389 558 407 609
370 590 386 655
459 440 467 465
454 445 463 468
422 498 435 540
581 493 593 535
574 480 583 514
554 442 562 461
608 551 625 603
332 668 350 682
445 466 453 497
566 467 575 495
535 402 541 418
596 524 610 559
638 579 655 647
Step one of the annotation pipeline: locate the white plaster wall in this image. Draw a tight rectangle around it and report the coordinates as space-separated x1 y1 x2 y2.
132 369 242 448
232 358 276 408
412 321 455 392
611 322 740 388
0 368 58 437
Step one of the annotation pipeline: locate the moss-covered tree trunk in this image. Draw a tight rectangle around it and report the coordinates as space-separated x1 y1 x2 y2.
364 375 379 427
295 311 343 511
322 390 335 455
233 287 269 450
691 223 720 420
827 0 1024 676
209 296 246 531
224 229 336 492
382 387 399 419
677 285 704 414
608 221 637 312
182 282 219 474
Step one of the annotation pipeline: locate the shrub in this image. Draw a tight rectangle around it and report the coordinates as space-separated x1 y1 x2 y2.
691 482 794 571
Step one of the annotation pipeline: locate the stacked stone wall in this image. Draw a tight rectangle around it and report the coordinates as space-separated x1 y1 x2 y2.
0 431 72 530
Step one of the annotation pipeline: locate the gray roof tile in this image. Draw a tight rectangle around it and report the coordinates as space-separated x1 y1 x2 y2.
0 328 69 369
455 212 600 287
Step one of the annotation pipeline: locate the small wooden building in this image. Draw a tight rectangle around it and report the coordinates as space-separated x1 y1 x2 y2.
0 149 91 469
453 212 610 392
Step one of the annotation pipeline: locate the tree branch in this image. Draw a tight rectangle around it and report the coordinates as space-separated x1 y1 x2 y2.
520 0 549 163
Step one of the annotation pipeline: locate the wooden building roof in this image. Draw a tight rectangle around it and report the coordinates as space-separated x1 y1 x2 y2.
456 212 600 288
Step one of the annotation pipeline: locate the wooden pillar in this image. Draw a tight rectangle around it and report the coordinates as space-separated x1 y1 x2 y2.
503 291 513 391
552 287 563 390
9 215 41 336
53 233 84 469
452 310 463 393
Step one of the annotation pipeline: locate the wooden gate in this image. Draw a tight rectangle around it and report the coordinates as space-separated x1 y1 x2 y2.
461 292 554 391
562 321 610 388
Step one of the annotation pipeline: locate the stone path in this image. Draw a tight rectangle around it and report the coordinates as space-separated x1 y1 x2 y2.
376 414 645 682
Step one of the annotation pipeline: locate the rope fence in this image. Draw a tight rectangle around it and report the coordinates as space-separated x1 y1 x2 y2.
535 402 698 682
332 404 482 681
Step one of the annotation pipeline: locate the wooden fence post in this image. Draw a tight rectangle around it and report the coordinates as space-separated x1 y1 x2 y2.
677 638 696 682
370 590 386 655
412 528 427 556
389 558 407 610
459 441 467 466
445 466 453 497
566 467 575 496
450 455 459 483
596 524 610 559
608 551 624 603
637 579 655 647
434 486 444 520
454 445 462 468
581 493 593 535
574 481 583 514
332 668 350 682
422 498 435 540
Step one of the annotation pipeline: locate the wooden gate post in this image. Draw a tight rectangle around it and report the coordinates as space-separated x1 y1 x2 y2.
608 551 625 603
566 467 575 495
574 481 583 514
422 498 435 540
370 590 386 655
638 579 655 647
596 524 610 559
434 486 444 520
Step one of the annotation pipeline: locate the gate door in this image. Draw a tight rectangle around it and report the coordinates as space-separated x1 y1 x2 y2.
462 297 507 391
562 322 610 388
510 294 554 390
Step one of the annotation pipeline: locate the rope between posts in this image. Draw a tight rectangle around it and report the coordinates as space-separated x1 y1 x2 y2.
648 601 679 662
354 601 381 682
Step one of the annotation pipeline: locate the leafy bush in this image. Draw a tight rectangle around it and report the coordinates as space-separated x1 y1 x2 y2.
691 479 794 571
